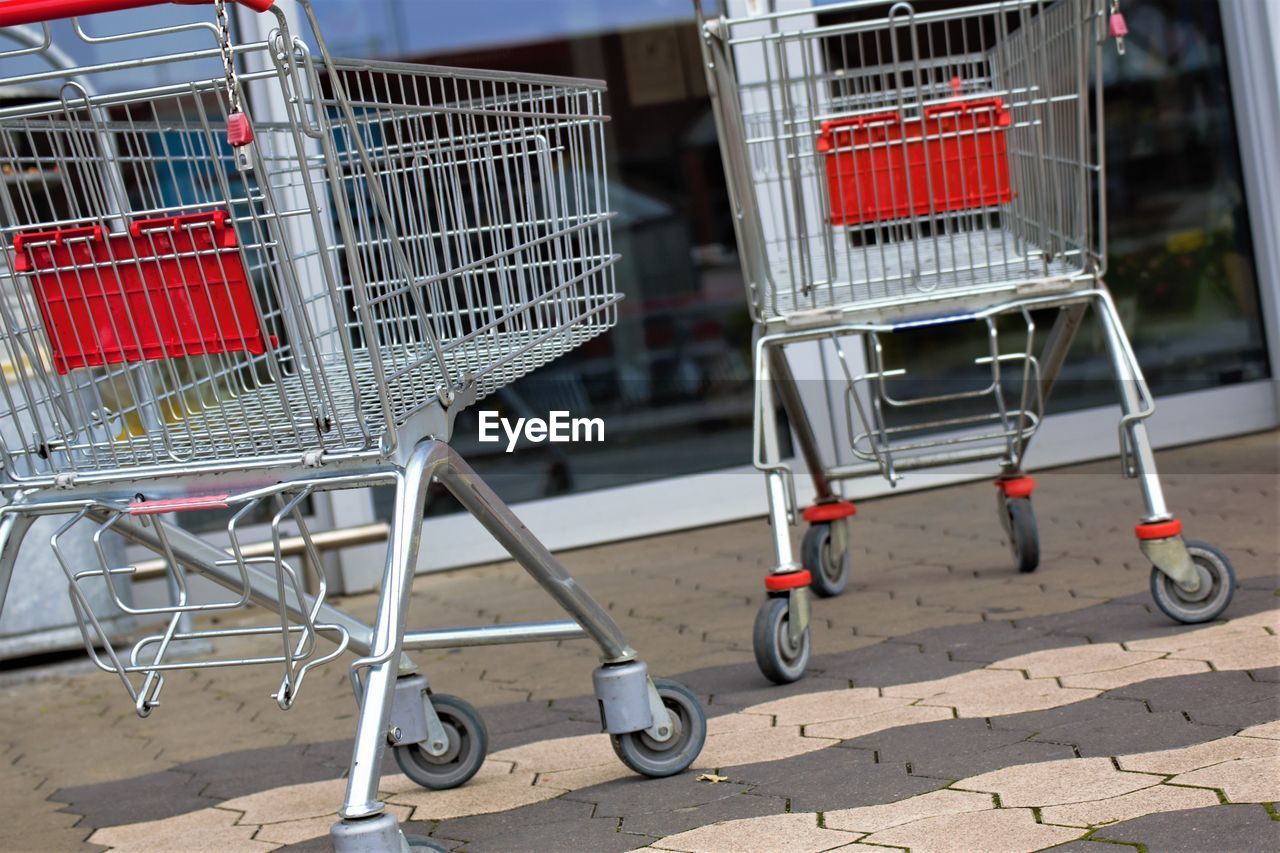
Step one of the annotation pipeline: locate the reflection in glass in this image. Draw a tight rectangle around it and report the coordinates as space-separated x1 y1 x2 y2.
827 0 1266 420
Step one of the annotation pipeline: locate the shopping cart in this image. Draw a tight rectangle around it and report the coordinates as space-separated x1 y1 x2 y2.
0 1 707 848
694 0 1236 683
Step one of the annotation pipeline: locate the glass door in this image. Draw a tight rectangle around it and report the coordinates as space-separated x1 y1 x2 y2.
810 0 1272 459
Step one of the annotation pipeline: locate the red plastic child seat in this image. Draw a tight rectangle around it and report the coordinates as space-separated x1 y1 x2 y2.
12 210 269 374
816 97 1014 227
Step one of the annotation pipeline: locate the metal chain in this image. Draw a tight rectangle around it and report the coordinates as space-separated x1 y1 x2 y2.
214 0 242 114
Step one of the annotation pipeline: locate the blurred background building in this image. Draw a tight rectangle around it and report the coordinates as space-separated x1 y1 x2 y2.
0 0 1275 622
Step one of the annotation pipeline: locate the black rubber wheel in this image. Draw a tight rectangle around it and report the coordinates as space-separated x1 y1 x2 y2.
1005 497 1040 573
610 678 707 778
803 521 850 598
752 595 810 684
393 693 488 791
1150 540 1235 624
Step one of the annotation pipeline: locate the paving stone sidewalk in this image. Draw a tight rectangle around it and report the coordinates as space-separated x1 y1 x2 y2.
0 431 1276 852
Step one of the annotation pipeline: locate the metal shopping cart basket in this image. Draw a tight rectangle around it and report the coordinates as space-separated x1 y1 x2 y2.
0 1 707 847
694 0 1236 683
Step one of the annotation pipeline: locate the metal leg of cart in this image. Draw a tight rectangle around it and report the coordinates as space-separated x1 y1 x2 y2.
769 346 856 599
769 346 834 503
430 443 707 776
333 443 439 849
430 447 633 662
0 512 36 622
993 302 1090 575
750 341 813 684
1094 290 1235 624
332 441 707 850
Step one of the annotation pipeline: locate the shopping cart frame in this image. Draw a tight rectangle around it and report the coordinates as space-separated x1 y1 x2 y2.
694 0 1236 683
0 2 708 849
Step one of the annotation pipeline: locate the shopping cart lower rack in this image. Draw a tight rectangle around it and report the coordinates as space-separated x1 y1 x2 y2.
0 1 706 849
694 0 1236 684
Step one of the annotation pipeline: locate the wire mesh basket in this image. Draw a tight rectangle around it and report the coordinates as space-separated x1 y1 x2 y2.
0 30 619 488
713 0 1104 321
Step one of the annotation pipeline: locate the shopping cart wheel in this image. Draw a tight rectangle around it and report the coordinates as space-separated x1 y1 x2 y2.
753 596 811 684
1004 497 1040 573
803 521 850 598
611 678 707 778
393 693 488 790
1150 540 1235 624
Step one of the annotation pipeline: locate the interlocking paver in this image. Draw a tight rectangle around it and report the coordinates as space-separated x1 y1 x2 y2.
908 740 1079 781
1090 804 1280 852
650 812 858 853
823 789 995 833
431 795 594 845
1058 657 1209 690
955 757 1157 806
620 792 788 836
992 643 1164 678
89 807 274 852
387 766 562 821
804 704 954 741
0 434 1273 852
810 642 974 687
861 807 1080 853
1038 784 1219 828
838 717 1035 765
743 687 887 727
1182 696 1280 730
1237 719 1280 740
1248 665 1280 683
1030 708 1237 758
457 816 653 853
54 769 213 829
697 724 836 768
253 806 412 847
1172 633 1280 671
1169 756 1280 802
220 778 351 826
724 749 944 813
1118 734 1280 775
887 666 1100 717
569 776 756 819
1100 669 1278 726
0 770 99 853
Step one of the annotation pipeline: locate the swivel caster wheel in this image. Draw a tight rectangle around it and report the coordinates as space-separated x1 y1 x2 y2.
393 693 488 790
1001 497 1040 573
611 678 707 777
1150 540 1235 624
803 520 851 598
753 595 811 684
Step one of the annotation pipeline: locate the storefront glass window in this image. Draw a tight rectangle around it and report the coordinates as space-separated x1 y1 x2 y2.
4 1 1265 516
331 1 763 513
1080 0 1268 402
811 0 1269 416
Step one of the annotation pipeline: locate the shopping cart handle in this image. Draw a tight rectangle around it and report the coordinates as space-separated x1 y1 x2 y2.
0 0 274 28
